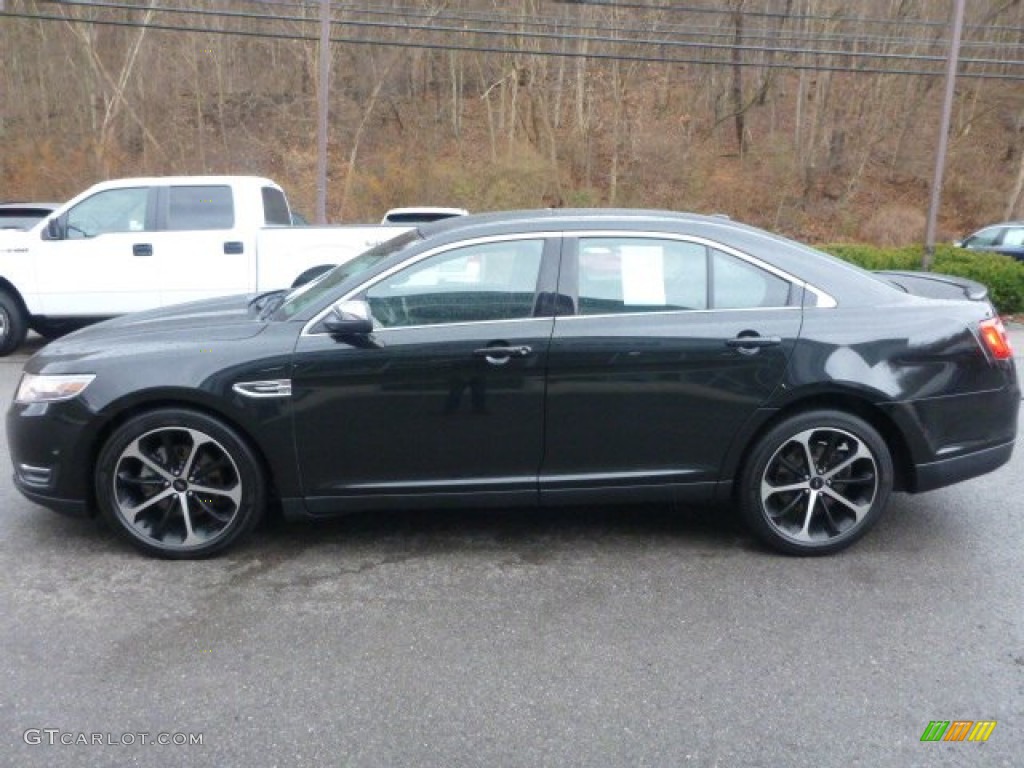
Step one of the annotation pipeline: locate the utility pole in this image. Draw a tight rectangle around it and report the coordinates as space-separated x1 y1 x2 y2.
923 0 966 270
315 0 330 224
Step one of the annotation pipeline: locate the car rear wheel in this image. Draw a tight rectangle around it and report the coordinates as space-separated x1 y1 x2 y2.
0 289 28 356
738 410 893 555
95 409 265 558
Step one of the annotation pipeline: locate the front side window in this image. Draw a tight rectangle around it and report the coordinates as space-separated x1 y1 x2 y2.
366 239 545 328
576 237 791 314
167 185 234 230
65 188 149 239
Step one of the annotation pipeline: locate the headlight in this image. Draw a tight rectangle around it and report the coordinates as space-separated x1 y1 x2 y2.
15 373 96 404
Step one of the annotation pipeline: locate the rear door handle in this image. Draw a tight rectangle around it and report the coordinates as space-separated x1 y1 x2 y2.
224 241 244 254
133 243 153 257
725 335 782 349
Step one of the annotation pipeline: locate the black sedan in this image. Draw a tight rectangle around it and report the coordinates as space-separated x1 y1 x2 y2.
7 210 1020 558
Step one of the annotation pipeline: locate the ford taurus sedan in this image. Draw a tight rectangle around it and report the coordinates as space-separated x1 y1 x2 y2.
7 210 1020 558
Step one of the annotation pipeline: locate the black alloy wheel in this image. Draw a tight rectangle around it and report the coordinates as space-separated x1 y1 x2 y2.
95 409 265 558
739 410 894 555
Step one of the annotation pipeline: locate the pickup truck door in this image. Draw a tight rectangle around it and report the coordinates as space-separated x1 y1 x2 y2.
154 184 255 306
34 185 163 316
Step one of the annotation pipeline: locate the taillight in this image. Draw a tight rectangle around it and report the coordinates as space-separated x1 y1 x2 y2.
978 317 1013 360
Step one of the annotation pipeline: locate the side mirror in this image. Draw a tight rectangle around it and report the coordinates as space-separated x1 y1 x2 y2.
43 217 63 241
323 300 374 336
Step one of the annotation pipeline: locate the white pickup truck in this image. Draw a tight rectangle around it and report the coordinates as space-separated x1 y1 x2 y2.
0 175 410 355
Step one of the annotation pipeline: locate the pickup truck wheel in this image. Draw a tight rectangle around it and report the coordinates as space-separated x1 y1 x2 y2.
0 290 28 356
291 264 335 289
95 409 266 559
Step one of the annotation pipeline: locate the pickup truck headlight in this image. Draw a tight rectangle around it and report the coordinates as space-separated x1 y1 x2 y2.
15 373 96 404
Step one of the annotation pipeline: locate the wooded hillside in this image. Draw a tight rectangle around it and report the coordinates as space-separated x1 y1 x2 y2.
2 0 1024 243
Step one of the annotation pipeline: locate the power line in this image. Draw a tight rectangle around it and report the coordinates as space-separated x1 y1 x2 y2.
7 2 1024 80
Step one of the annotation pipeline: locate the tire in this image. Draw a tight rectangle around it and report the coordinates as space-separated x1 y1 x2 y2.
95 408 266 559
0 289 28 356
290 264 335 289
738 409 894 556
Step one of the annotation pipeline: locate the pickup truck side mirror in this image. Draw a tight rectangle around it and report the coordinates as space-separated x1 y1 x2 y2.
322 299 374 336
43 217 64 241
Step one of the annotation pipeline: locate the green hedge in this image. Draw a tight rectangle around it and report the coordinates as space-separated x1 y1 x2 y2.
819 243 1024 315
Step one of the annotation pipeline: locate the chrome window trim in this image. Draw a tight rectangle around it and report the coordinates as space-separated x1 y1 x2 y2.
301 228 838 336
554 306 802 322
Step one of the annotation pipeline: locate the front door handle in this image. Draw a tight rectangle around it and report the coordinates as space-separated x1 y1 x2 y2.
472 345 533 362
133 243 153 256
224 241 244 254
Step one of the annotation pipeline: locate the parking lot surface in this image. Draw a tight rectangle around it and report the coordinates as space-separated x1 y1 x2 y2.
2 330 1022 767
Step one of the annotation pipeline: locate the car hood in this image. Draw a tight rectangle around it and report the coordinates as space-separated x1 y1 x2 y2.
36 294 269 359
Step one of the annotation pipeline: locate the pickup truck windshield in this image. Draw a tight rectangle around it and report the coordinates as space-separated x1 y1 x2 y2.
274 229 422 319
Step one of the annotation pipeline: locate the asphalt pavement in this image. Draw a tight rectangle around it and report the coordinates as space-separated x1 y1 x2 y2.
0 327 1021 768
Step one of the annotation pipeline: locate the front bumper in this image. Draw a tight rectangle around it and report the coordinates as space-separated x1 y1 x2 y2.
6 399 97 518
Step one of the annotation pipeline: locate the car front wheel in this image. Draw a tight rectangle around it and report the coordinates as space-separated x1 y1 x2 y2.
95 409 266 558
738 410 894 556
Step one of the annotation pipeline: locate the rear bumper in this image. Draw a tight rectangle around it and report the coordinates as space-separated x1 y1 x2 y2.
911 438 1016 493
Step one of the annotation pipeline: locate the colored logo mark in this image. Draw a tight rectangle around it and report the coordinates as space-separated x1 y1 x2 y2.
920 720 997 742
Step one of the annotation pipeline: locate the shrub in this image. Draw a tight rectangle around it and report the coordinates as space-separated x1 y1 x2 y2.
819 243 1024 315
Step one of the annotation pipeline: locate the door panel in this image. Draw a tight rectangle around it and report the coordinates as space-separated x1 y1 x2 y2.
291 319 554 507
542 310 802 491
541 235 803 497
36 186 161 315
290 235 558 509
156 185 254 306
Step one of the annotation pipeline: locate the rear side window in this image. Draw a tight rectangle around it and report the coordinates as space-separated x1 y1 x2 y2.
711 248 792 308
575 237 792 315
1003 228 1024 247
262 186 291 226
167 186 234 230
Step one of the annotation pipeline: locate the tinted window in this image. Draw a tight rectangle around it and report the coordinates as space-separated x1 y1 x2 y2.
366 239 545 327
0 206 55 230
576 237 790 314
578 237 708 314
262 186 291 226
167 186 234 230
965 227 1003 248
711 248 792 308
66 188 149 239
1002 227 1024 247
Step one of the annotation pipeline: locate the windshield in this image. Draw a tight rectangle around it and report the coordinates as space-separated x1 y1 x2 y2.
273 229 422 319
